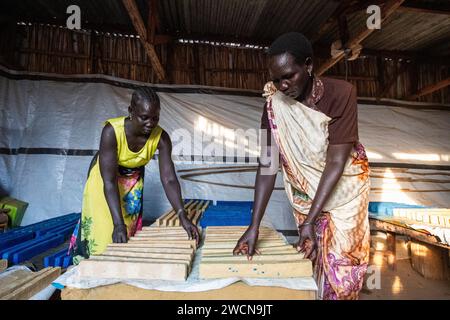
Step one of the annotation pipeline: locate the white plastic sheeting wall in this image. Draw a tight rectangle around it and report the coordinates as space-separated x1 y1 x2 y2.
1 67 449 228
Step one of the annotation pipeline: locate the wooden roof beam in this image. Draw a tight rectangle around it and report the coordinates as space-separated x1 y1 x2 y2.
122 0 166 81
408 77 450 100
316 0 406 76
310 0 358 43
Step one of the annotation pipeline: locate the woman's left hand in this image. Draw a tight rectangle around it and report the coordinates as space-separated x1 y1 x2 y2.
295 223 317 262
179 213 200 246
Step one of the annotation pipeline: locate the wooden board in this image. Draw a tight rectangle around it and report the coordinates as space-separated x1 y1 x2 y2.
202 246 298 256
155 209 174 226
133 235 190 240
77 259 188 281
205 226 274 232
0 259 7 272
204 235 281 241
128 238 197 249
410 240 449 280
199 260 313 279
155 200 196 227
107 243 193 249
1 267 61 300
105 247 194 256
202 240 287 249
102 250 193 261
392 208 450 228
369 217 449 249
0 270 37 298
90 255 190 264
202 253 305 263
192 210 203 226
199 226 313 279
141 226 198 232
77 223 200 282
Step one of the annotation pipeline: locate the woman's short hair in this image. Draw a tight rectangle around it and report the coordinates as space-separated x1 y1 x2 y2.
267 32 313 65
131 86 160 108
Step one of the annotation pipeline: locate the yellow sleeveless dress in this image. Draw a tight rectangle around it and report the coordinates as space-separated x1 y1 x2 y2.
72 116 163 257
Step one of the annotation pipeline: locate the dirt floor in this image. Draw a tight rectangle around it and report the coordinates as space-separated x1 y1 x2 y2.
360 258 450 300
286 234 450 300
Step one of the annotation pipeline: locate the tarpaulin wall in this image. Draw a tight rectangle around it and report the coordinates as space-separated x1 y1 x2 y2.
1 67 449 229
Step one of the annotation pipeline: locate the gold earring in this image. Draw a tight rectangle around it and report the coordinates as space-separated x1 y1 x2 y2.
308 69 312 77
129 114 133 120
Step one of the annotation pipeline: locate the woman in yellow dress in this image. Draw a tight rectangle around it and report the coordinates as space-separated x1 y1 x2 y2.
69 87 199 260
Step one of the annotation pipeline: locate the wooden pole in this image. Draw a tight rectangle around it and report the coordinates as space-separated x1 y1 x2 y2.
121 0 166 81
408 77 450 100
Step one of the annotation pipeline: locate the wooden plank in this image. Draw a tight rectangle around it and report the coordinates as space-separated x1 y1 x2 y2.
202 240 288 249
155 209 173 226
0 270 37 298
204 236 283 242
0 259 7 272
140 226 188 232
102 250 192 261
410 240 449 280
133 235 190 240
386 232 396 270
391 208 449 228
204 231 280 238
194 200 205 212
1 267 61 300
105 247 194 256
93 254 190 264
199 260 313 279
201 253 305 263
408 77 450 100
167 210 180 227
204 228 278 234
203 250 298 257
154 201 196 227
78 259 187 281
186 200 199 215
107 243 193 249
162 211 177 227
134 232 189 238
200 200 210 212
205 226 274 231
192 209 203 226
369 218 449 249
202 246 297 256
121 0 166 81
127 238 197 249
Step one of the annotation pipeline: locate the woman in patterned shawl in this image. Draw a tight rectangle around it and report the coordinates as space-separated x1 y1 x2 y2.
233 33 370 300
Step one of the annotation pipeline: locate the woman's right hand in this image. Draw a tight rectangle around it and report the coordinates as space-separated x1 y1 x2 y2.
233 225 260 259
112 224 128 243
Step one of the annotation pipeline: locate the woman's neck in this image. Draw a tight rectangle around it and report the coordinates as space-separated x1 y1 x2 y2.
296 77 314 105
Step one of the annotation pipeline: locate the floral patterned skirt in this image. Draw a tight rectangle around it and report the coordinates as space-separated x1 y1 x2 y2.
292 181 371 300
69 159 144 260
